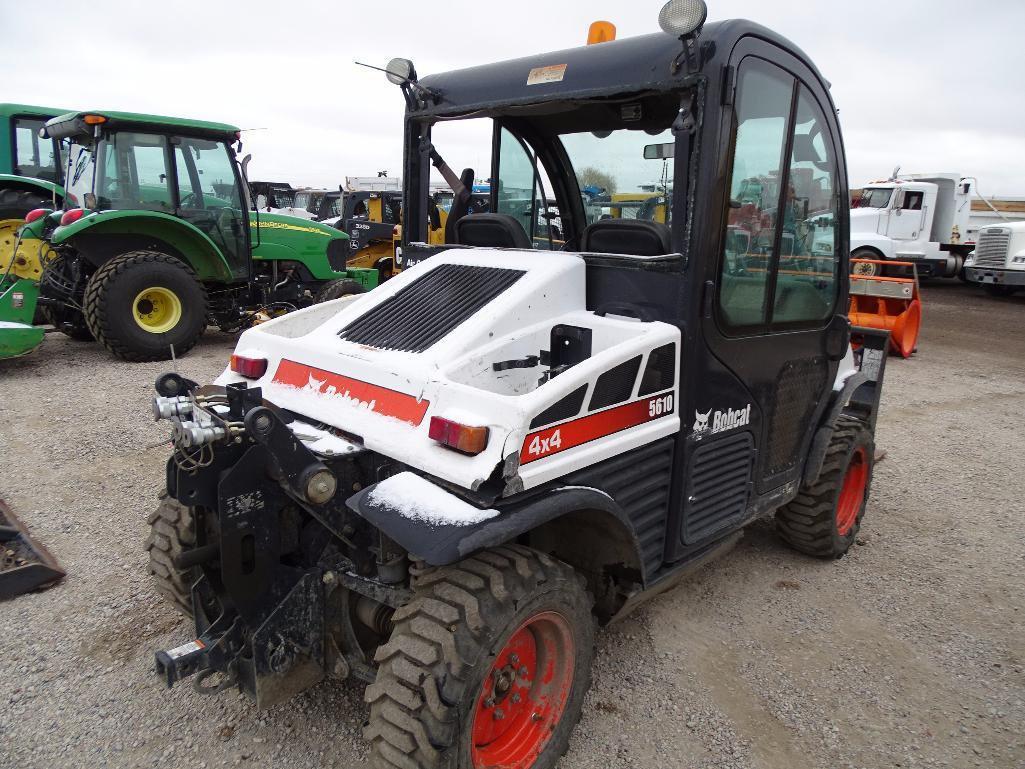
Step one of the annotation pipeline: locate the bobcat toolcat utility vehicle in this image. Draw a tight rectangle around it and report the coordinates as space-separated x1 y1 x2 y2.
149 4 888 768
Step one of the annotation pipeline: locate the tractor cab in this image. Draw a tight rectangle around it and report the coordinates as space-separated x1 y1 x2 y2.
46 110 252 280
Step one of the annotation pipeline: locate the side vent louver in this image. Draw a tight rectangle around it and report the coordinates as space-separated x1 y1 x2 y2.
683 431 753 543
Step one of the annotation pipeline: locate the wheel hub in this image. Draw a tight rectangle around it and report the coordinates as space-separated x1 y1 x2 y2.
836 446 868 535
133 287 183 334
471 611 575 769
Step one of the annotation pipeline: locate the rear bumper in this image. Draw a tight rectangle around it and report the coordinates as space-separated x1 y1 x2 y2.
966 267 1025 286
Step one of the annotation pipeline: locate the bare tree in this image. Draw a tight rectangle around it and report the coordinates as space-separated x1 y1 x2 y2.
577 166 616 195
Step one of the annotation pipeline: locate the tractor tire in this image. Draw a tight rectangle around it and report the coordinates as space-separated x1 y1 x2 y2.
315 278 365 303
38 253 94 341
850 248 881 276
365 545 594 769
0 187 49 220
145 492 197 618
84 251 207 362
776 415 874 558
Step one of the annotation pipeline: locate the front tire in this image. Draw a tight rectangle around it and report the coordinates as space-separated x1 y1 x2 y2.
850 248 881 276
365 546 595 769
84 251 207 361
145 492 197 618
315 277 365 303
776 416 874 558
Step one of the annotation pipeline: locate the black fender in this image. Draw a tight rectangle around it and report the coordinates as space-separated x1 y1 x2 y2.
347 478 643 569
802 371 867 486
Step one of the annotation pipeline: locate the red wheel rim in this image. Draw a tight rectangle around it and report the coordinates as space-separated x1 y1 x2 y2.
470 610 575 769
836 447 869 536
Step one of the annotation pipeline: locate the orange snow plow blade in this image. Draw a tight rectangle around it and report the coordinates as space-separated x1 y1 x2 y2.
848 259 922 359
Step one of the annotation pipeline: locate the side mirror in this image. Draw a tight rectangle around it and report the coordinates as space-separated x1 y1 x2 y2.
892 189 905 210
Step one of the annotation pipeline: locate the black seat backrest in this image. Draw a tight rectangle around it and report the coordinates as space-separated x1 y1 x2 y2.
443 168 476 243
580 219 672 256
454 213 533 249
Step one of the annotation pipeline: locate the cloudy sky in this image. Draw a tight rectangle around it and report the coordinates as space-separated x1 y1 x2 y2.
3 0 1023 195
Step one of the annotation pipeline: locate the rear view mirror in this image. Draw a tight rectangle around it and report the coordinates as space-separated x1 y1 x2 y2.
644 142 675 160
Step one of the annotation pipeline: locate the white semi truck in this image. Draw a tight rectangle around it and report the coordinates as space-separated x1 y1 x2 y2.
965 221 1025 296
850 172 975 278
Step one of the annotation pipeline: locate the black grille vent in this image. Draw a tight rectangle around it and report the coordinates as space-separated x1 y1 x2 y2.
338 264 525 352
530 386 587 429
589 356 641 410
638 343 676 396
764 358 827 479
683 431 753 543
565 439 674 578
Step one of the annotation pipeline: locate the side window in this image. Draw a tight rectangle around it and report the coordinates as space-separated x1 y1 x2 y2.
13 118 57 181
719 60 795 328
496 128 560 249
901 191 923 211
97 132 171 210
772 86 839 325
175 139 239 209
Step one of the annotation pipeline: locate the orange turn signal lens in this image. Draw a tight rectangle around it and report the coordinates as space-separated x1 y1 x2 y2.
230 354 268 379
429 416 489 455
82 114 108 125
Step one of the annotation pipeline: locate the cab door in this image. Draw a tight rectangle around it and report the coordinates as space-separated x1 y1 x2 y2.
172 137 250 280
681 40 848 545
885 187 926 241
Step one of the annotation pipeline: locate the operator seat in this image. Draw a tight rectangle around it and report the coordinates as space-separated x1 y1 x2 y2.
580 219 672 256
443 168 477 244
454 213 533 249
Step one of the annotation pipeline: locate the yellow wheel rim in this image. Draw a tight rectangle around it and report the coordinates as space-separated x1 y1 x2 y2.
132 286 182 333
0 218 23 274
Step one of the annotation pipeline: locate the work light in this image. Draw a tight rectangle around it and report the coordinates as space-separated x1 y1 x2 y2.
658 0 708 38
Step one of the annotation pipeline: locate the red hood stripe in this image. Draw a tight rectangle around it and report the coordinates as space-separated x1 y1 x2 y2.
272 359 430 426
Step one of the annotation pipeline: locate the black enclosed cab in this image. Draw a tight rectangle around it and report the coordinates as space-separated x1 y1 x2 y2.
149 6 887 769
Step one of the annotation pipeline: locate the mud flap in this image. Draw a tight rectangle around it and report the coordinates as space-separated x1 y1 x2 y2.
0 498 65 599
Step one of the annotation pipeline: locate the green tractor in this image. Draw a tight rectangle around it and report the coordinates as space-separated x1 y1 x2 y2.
4 110 376 361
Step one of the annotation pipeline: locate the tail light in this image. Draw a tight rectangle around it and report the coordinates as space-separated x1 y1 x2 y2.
429 416 489 455
60 208 85 226
230 354 268 379
25 208 48 224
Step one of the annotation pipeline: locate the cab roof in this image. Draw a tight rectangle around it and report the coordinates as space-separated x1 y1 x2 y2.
414 20 824 118
44 110 240 141
0 103 70 120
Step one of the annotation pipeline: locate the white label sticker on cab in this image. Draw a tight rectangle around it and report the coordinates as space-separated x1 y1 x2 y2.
527 64 567 85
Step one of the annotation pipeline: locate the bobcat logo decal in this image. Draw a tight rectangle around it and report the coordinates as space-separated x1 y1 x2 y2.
692 404 752 439
692 409 712 434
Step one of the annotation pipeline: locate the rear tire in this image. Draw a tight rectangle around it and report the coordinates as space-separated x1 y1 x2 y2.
84 251 207 361
0 187 49 221
145 492 197 618
315 277 365 303
365 545 594 769
776 416 874 558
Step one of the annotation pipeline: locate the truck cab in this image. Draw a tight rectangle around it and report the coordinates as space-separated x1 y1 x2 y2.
850 173 973 277
966 221 1025 296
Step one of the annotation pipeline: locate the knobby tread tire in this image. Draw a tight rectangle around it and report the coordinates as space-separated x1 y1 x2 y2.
365 545 594 769
0 188 49 220
776 415 874 558
83 250 207 361
144 491 197 617
315 278 365 303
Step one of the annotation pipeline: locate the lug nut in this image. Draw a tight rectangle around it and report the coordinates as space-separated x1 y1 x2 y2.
494 709 504 720
518 666 529 677
510 653 519 665
511 692 521 704
484 696 495 708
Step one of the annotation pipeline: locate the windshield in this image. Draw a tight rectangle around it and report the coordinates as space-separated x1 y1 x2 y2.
561 128 674 226
855 187 892 208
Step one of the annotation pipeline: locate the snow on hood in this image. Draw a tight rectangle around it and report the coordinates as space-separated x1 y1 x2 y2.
366 472 499 526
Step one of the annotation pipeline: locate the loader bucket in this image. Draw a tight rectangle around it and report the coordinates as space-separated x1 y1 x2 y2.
848 259 921 359
0 498 65 599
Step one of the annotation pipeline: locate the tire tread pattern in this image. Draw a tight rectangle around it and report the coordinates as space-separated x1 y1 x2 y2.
144 492 197 617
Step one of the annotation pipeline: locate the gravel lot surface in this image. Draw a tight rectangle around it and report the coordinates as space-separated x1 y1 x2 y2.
0 283 1023 769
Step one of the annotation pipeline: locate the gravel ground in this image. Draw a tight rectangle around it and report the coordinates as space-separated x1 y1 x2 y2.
0 283 1023 769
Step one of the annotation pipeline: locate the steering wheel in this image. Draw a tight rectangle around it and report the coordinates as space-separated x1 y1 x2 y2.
179 191 201 209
